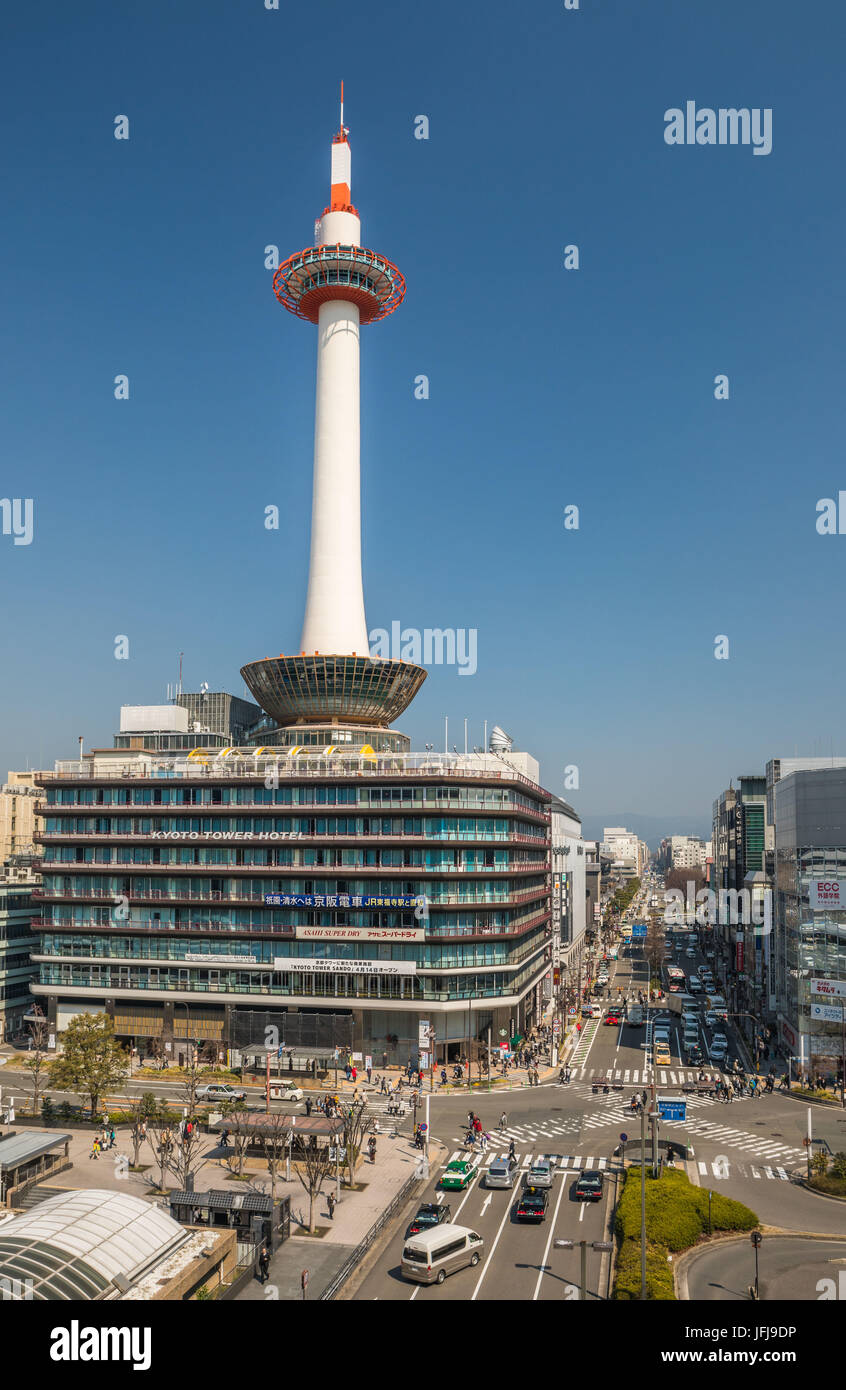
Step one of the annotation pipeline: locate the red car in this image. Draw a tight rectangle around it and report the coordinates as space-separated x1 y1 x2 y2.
604 1011 621 1026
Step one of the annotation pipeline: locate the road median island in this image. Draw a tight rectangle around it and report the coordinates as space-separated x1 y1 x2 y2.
612 1167 758 1300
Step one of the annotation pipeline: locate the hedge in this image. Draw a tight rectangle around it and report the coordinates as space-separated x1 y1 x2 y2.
613 1168 758 1300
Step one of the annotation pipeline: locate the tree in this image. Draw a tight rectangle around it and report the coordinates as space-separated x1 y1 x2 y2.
147 1110 177 1192
294 1136 334 1234
162 1120 213 1190
47 1012 128 1118
178 1052 205 1117
219 1105 252 1178
123 1091 159 1168
341 1099 373 1189
260 1112 291 1205
21 1018 51 1116
643 921 665 980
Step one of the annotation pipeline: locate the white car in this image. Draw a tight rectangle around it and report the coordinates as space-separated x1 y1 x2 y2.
525 1157 554 1189
196 1083 248 1103
268 1081 304 1101
711 1033 728 1049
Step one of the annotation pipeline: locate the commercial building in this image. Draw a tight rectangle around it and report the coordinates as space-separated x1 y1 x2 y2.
669 835 709 870
600 827 643 878
550 797 587 1006
0 859 39 1042
0 772 46 861
773 765 846 1074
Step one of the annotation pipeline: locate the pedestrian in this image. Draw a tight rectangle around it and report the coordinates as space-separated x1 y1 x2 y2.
305 1097 313 1117
89 1137 100 1160
367 1066 373 1085
257 1243 270 1285
351 1065 357 1083
109 1127 116 1149
440 1068 448 1087
327 1191 336 1221
380 1075 387 1095
499 1111 507 1131
345 1063 351 1082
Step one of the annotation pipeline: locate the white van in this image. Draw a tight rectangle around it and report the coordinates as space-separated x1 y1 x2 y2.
401 1223 485 1285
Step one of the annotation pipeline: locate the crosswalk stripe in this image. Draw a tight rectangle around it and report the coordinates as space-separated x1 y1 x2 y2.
624 1070 630 1082
522 1154 533 1168
584 1156 594 1167
777 1167 789 1180
750 1166 760 1179
598 1157 607 1169
763 1166 774 1179
698 1162 708 1175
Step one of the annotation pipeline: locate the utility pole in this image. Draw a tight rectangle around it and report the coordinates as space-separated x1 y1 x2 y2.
640 1098 647 1300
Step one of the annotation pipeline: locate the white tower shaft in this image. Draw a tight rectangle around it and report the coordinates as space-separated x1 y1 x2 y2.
298 124 369 657
300 296 368 654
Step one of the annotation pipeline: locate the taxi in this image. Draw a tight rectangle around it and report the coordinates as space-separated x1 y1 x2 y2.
440 1155 481 1190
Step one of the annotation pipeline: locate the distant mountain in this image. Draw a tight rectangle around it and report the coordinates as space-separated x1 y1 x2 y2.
579 812 711 852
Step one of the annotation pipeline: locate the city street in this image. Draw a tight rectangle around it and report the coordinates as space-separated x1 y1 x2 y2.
351 929 846 1299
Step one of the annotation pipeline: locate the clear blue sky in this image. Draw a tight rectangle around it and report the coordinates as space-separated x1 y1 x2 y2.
2 0 844 832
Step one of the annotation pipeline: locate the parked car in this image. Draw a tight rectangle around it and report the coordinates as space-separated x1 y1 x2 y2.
441 1156 480 1190
196 1083 248 1103
405 1203 451 1239
573 1170 604 1201
516 1187 549 1222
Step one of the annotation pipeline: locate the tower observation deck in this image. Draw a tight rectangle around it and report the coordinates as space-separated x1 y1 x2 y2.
241 91 425 729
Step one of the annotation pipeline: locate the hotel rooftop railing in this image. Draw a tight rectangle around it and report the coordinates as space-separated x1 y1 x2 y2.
44 755 549 800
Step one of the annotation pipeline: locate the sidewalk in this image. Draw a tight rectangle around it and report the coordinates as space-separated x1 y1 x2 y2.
238 1131 439 1301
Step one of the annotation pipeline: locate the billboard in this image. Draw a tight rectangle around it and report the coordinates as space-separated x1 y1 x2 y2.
809 880 845 911
811 977 846 1001
273 957 417 977
264 893 421 909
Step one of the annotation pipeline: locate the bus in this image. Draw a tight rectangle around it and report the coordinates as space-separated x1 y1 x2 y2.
664 964 685 992
620 925 632 940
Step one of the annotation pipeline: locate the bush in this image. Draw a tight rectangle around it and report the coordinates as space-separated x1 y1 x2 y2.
57 1100 74 1124
41 1096 55 1124
613 1168 758 1300
831 1152 846 1180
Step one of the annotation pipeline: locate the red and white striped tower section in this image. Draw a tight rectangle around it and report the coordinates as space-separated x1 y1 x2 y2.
241 92 426 729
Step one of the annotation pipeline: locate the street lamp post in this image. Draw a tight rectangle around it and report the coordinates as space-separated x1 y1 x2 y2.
750 1230 762 1300
553 1239 613 1300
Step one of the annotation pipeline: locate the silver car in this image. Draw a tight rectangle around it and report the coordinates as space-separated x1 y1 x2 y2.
485 1156 519 1189
524 1157 554 1189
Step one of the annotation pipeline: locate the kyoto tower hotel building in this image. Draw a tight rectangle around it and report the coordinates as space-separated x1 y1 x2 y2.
30 101 558 1070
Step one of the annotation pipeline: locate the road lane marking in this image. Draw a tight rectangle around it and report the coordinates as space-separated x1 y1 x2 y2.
470 1185 513 1301
532 1154 570 1301
579 1201 586 1222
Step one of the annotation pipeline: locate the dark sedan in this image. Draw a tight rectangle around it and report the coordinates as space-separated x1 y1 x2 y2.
404 1202 451 1239
516 1187 549 1222
573 1170 604 1202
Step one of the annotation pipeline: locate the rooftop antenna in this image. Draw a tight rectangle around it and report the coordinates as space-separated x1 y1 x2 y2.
340 80 344 132
178 651 184 698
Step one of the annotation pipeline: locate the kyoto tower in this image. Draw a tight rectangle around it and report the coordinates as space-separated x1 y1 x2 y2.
241 90 426 731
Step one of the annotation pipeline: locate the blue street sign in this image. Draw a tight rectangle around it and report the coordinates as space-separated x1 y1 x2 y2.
620 1133 628 1143
631 923 647 938
657 1100 686 1123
